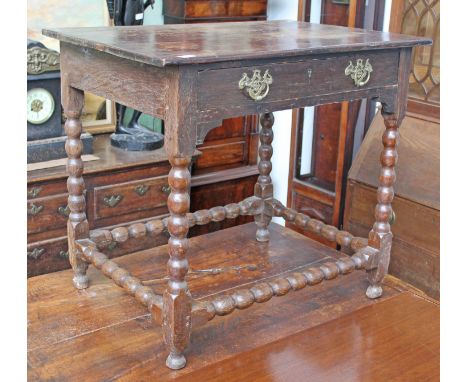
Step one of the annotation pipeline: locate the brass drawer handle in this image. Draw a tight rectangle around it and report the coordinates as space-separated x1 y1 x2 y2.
28 203 44 216
161 185 171 195
59 250 69 258
108 242 117 251
239 69 273 101
103 194 123 208
28 247 45 260
345 58 373 87
389 210 396 226
28 187 42 198
134 184 150 196
57 205 70 217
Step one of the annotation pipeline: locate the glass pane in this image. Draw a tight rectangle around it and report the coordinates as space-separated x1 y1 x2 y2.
401 0 440 104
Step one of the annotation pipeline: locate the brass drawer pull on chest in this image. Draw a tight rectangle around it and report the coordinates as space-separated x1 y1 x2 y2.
103 194 123 208
57 205 71 217
345 58 373 87
28 203 44 216
28 187 42 198
59 250 69 258
389 210 396 226
239 69 273 101
134 184 150 196
27 247 45 260
161 185 171 195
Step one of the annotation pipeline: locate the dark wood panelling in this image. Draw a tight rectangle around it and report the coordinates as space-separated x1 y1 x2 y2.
190 175 256 236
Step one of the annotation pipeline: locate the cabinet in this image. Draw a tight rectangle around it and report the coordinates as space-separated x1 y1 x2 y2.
27 135 173 276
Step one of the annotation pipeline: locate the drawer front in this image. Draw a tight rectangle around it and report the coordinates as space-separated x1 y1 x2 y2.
27 193 70 235
186 0 267 18
197 50 399 113
27 237 70 277
94 176 170 220
27 217 171 277
27 181 67 200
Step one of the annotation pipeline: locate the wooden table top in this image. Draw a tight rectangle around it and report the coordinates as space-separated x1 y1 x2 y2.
27 223 439 381
43 21 431 67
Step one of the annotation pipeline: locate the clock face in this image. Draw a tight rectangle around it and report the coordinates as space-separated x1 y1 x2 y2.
27 88 55 125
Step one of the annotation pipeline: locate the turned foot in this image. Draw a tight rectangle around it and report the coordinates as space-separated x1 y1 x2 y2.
256 227 270 242
166 352 186 370
72 273 89 289
366 285 383 299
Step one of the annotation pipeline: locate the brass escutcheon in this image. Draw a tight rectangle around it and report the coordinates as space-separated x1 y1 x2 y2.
103 194 123 208
239 69 273 101
134 184 150 196
345 58 373 87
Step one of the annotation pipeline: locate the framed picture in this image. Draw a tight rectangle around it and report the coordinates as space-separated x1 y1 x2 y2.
28 0 116 134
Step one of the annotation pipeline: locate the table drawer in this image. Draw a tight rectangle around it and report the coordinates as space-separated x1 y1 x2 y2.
93 176 170 220
27 193 70 235
197 50 399 112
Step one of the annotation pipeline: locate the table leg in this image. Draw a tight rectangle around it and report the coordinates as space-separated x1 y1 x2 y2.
163 155 192 370
366 111 400 299
255 113 275 242
63 86 89 290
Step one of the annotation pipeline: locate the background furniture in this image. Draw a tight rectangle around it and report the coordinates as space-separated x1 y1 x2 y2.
287 0 385 246
45 20 428 369
343 0 440 299
27 135 173 277
163 0 268 23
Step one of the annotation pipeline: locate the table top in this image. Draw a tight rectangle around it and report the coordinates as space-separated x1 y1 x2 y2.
43 20 431 68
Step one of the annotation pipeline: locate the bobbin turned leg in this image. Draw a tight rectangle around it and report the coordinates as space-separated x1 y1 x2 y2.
63 86 89 289
366 112 399 299
163 156 192 370
255 113 275 242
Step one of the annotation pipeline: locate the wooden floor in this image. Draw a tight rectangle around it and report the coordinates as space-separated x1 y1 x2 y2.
27 223 439 381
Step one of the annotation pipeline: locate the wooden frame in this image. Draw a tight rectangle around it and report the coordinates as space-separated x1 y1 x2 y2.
81 98 117 134
44 21 429 370
389 0 440 121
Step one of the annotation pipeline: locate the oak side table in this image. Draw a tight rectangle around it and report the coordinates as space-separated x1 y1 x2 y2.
43 21 430 370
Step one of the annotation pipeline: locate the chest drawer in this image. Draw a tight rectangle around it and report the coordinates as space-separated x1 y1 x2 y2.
27 181 67 200
93 176 170 220
197 50 399 113
27 193 70 235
